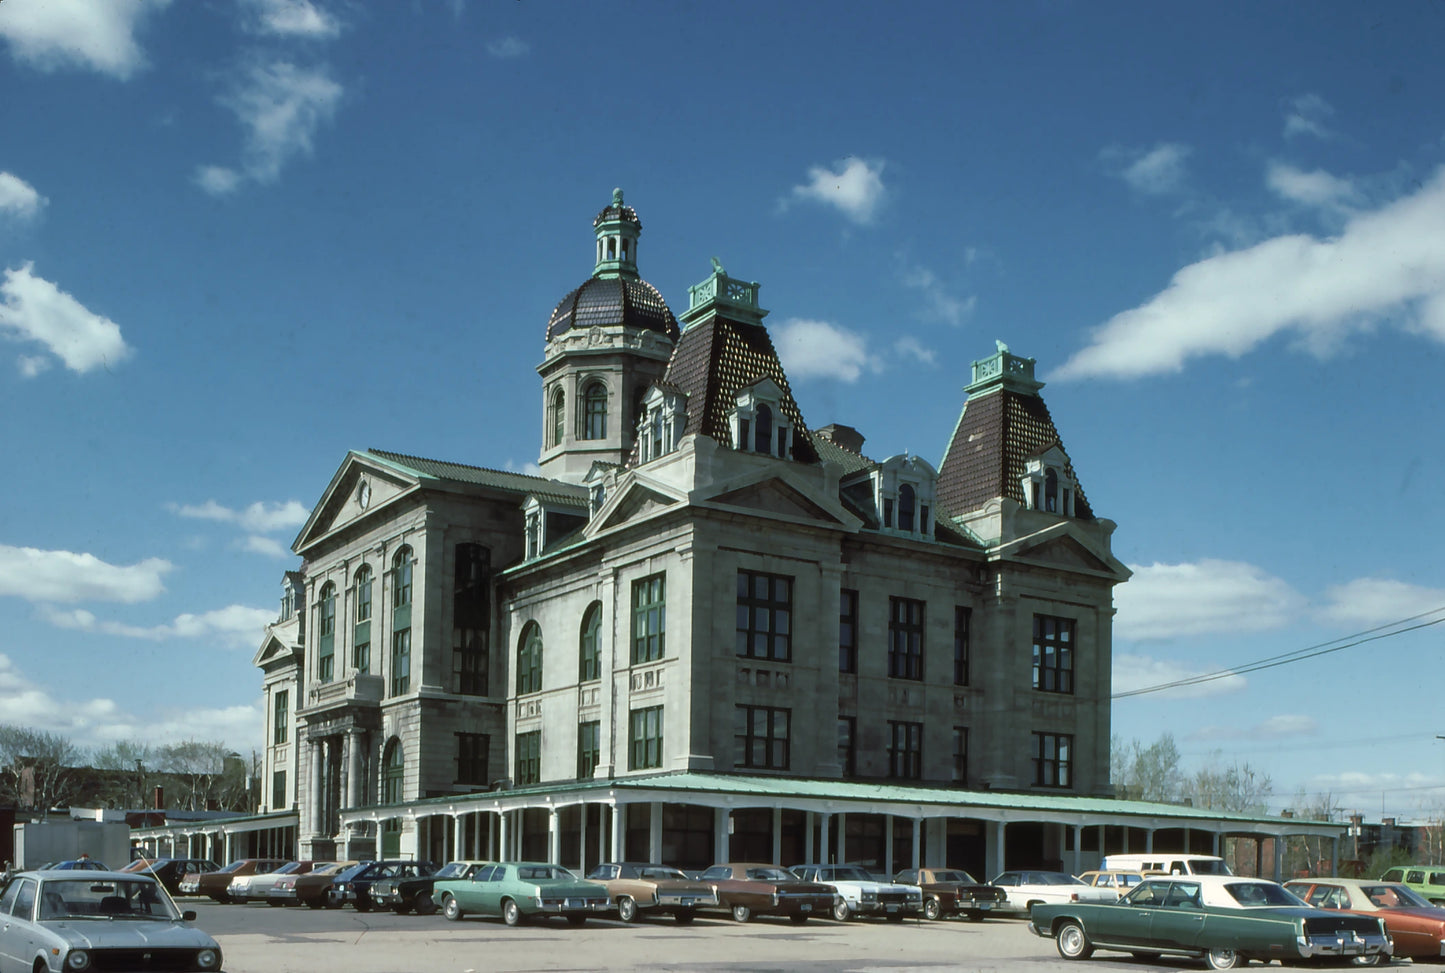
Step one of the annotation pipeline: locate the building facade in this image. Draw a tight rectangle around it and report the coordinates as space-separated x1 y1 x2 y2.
254 190 1139 874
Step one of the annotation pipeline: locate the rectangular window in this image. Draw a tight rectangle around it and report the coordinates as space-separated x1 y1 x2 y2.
390 628 411 696
735 570 792 661
839 589 858 674
629 705 663 770
515 730 541 786
837 716 856 777
352 638 370 674
1032 615 1075 694
888 720 923 779
954 606 971 686
272 770 287 810
455 732 490 786
272 689 288 745
318 588 335 682
733 706 790 770
577 720 601 779
952 726 968 787
1034 732 1072 788
888 597 925 680
453 627 488 695
631 575 665 664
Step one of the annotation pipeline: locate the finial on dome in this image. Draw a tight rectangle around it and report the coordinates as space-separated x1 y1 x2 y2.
612 187 624 206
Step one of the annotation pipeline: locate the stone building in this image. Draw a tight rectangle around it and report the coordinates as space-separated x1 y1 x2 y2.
252 190 1139 876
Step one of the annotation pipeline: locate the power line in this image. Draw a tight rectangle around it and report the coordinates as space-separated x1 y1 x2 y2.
1113 604 1445 699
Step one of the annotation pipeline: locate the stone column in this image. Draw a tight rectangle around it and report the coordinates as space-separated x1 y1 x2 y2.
819 814 831 865
650 803 663 863
613 804 628 861
713 808 728 863
548 808 561 864
911 819 921 870
771 808 782 866
498 811 510 861
804 812 814 864
884 815 894 876
836 812 847 864
1071 824 1083 875
345 729 362 810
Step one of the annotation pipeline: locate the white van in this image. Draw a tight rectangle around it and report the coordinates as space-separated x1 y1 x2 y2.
1101 853 1232 876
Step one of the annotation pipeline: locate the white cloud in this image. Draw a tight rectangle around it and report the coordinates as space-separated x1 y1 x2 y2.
772 318 878 383
241 0 340 39
0 262 133 374
1112 653 1246 699
486 36 529 58
0 0 169 79
203 60 343 191
1115 559 1305 640
1054 166 1445 380
0 545 170 604
789 157 887 225
900 264 976 326
894 336 936 367
239 535 289 557
1283 93 1335 140
1103 142 1191 196
44 603 273 650
1266 162 1359 211
0 172 46 219
17 355 51 377
1320 577 1445 627
169 499 308 533
1190 713 1318 742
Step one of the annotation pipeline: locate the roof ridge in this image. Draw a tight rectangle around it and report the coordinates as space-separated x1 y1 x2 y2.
366 448 575 487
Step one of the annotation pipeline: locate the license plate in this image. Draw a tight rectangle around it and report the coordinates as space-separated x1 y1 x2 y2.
978 903 993 910
681 899 694 907
887 904 899 912
801 903 811 912
565 898 582 909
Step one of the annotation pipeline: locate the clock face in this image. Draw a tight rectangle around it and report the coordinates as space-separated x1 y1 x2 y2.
357 481 371 509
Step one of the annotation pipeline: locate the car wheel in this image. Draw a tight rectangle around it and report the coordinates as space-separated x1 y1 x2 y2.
566 914 587 927
731 903 752 923
1205 948 1243 970
502 899 523 926
789 913 809 925
1350 956 1387 967
923 897 942 921
413 892 438 916
617 896 639 922
1056 920 1094 960
832 899 851 922
673 909 696 925
442 894 463 922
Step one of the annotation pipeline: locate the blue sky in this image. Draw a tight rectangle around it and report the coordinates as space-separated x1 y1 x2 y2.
2 0 1443 821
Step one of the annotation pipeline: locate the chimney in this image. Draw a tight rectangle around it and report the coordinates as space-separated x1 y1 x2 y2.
815 423 865 455
153 785 164 810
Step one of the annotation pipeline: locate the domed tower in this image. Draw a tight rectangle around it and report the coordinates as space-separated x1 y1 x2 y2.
538 189 680 481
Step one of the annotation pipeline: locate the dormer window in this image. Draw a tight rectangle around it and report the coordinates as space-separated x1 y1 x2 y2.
522 495 587 559
1021 447 1078 517
871 454 938 541
730 378 792 459
637 386 686 463
525 508 541 559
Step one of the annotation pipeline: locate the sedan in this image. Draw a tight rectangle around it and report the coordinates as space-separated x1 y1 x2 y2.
435 862 610 926
178 859 287 903
990 870 1116 916
1029 874 1391 969
697 862 837 924
894 867 1007 921
1284 876 1445 963
0 869 222 973
790 864 922 922
584 862 718 923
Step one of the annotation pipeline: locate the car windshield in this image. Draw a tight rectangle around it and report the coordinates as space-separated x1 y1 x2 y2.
1225 882 1305 907
434 862 475 879
40 879 181 921
640 866 687 880
934 870 977 884
745 867 796 882
1039 873 1085 886
516 865 572 881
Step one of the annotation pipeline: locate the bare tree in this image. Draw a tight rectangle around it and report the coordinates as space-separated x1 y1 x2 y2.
1111 733 1183 802
1282 788 1342 877
156 740 228 811
0 724 83 811
91 740 158 809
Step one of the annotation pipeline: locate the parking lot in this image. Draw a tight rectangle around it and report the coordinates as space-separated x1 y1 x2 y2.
197 899 1202 973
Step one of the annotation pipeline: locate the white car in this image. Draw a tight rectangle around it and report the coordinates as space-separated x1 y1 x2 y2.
990 869 1116 916
790 864 923 921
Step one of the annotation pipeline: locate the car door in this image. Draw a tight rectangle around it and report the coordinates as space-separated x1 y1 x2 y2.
1095 879 1165 946
0 878 41 973
0 878 26 973
1147 881 1207 949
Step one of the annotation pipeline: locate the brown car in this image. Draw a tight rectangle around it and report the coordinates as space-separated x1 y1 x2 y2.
1284 876 1445 962
893 866 1007 920
584 862 719 923
176 858 287 902
268 860 358 908
697 862 836 924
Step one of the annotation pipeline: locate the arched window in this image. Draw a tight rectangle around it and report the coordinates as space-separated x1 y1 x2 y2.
354 566 372 623
517 622 543 695
550 387 565 448
583 383 608 440
392 547 413 608
318 582 337 682
381 739 404 804
754 404 773 453
579 603 602 682
352 566 372 673
898 484 916 532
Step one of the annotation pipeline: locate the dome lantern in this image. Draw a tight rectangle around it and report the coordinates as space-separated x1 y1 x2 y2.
592 187 641 280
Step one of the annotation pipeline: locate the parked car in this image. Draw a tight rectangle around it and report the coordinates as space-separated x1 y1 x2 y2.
1076 869 1148 899
178 858 288 903
329 860 438 912
893 866 1007 921
1102 853 1231 876
229 861 327 904
1284 876 1445 962
1380 864 1445 906
435 861 611 926
268 860 356 908
1029 874 1391 969
990 869 1116 916
697 862 837 924
0 868 223 972
36 859 109 871
120 858 222 896
372 860 483 915
790 864 922 922
583 861 719 923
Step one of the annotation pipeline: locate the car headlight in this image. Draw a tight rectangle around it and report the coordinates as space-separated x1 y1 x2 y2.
862 891 878 903
196 948 220 969
66 950 90 971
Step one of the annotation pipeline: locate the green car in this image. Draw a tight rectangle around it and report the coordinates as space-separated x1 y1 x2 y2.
1028 875 1391 970
1379 865 1445 906
435 861 611 926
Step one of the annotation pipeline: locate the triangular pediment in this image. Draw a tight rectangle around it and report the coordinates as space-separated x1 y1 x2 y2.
708 477 845 525
593 482 681 532
294 451 418 552
1021 535 1111 572
1002 523 1131 582
252 631 301 670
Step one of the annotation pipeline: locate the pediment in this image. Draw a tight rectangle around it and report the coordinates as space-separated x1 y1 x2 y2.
294 452 418 552
707 477 845 525
1006 526 1130 581
1019 535 1111 572
593 482 681 532
252 631 301 670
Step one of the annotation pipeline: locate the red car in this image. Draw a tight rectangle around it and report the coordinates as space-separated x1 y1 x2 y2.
1284 877 1445 962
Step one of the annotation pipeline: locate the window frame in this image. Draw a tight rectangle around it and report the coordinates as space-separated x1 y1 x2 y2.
272 689 288 745
629 705 663 770
734 705 791 770
631 575 665 665
735 570 792 662
317 582 336 682
515 730 541 786
579 602 602 682
1032 614 1075 695
839 588 859 674
455 732 490 787
1033 731 1073 788
577 720 601 779
887 597 925 680
954 606 971 686
888 719 923 779
517 622 543 695
582 382 607 440
390 628 411 695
